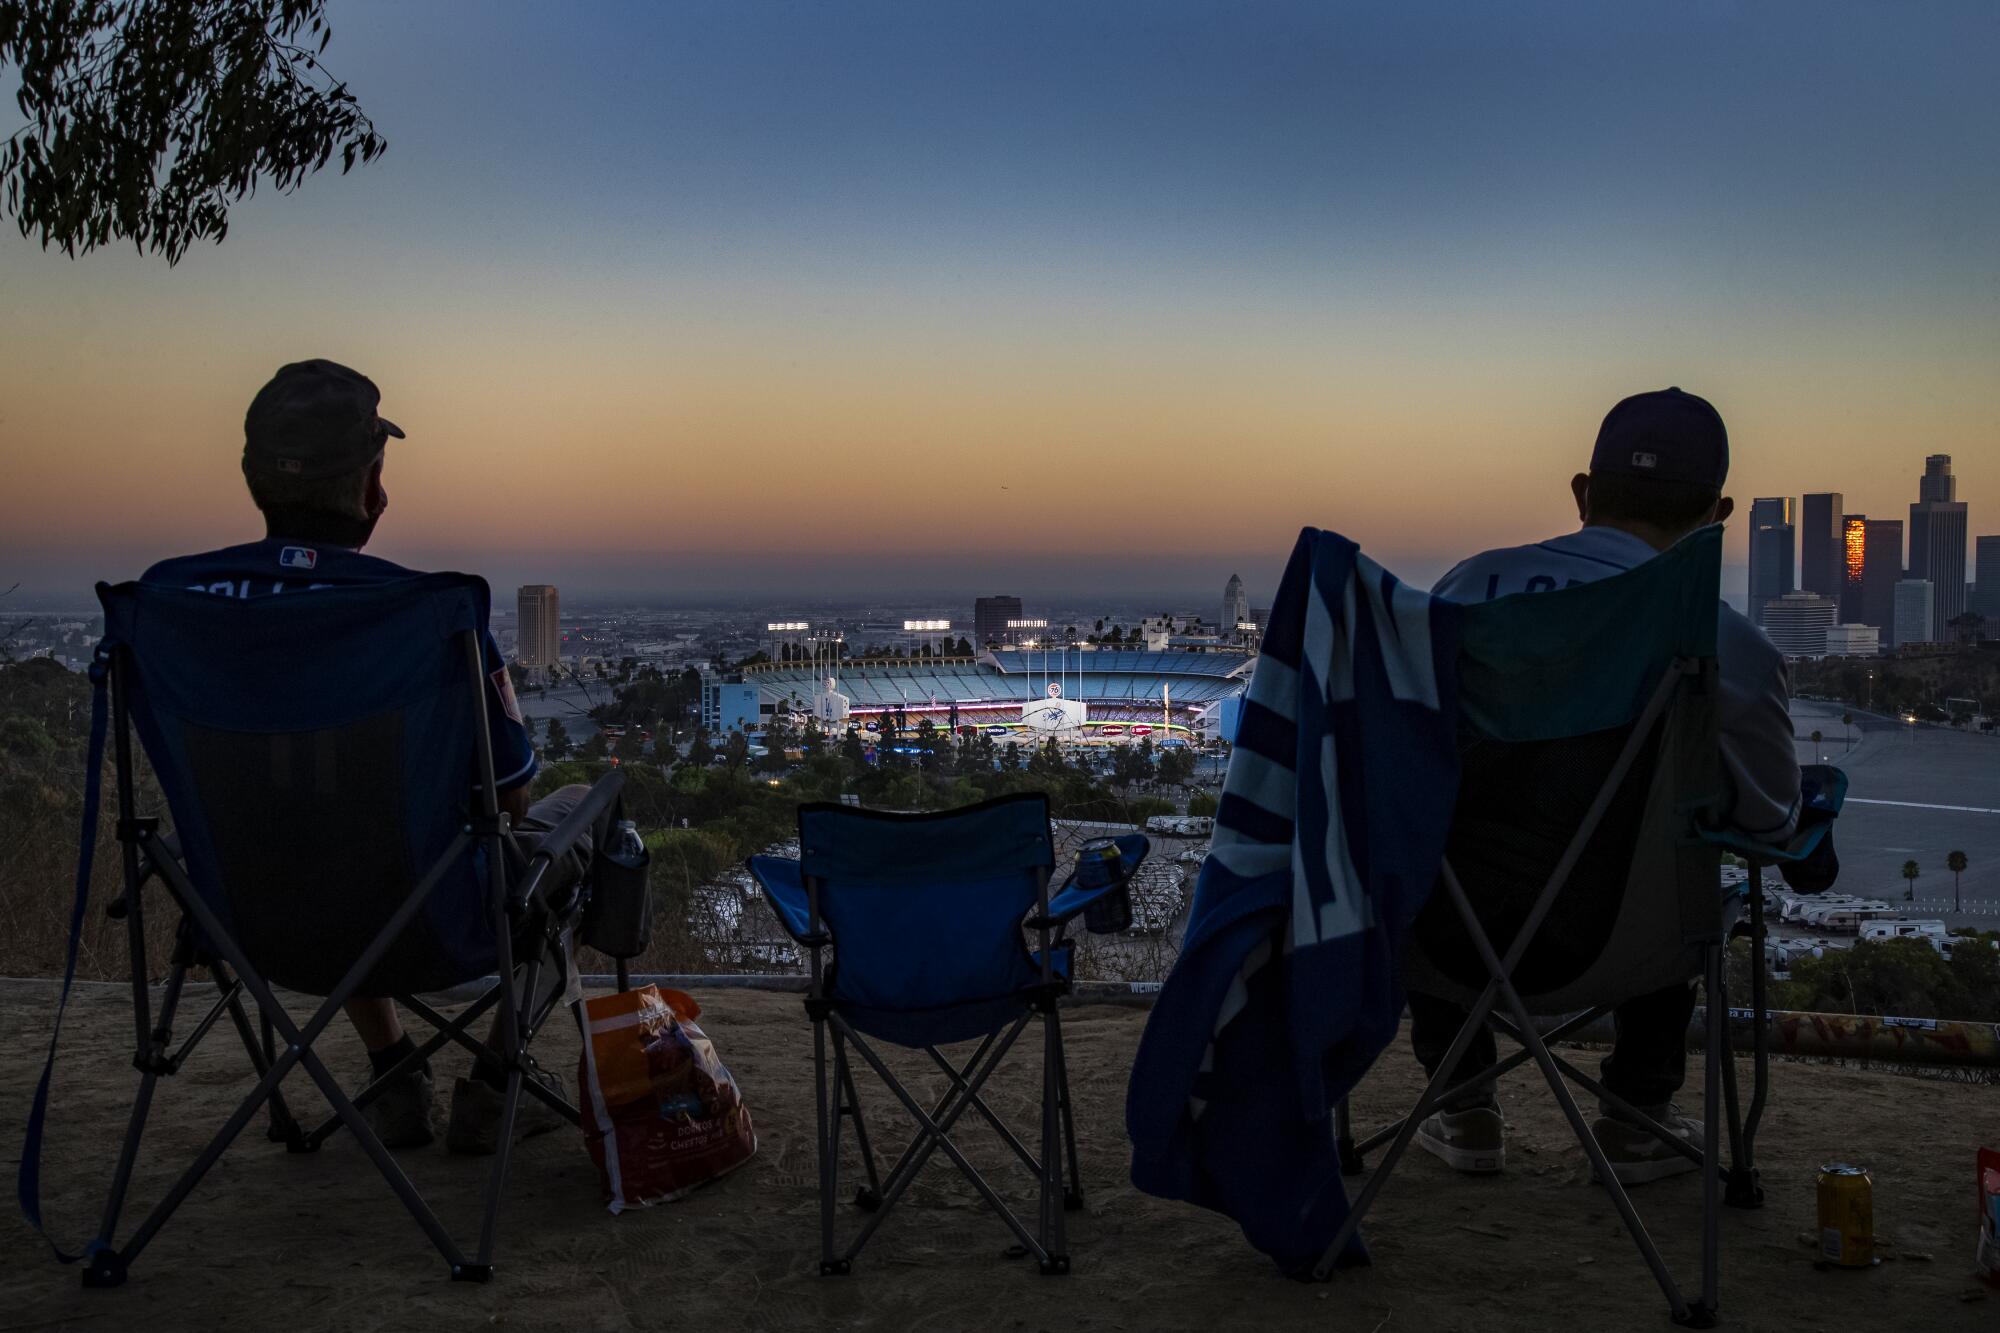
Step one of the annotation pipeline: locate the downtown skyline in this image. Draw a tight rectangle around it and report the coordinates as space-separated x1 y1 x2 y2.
2 0 1994 604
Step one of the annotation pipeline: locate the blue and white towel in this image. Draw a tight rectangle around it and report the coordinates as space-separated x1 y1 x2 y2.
1126 527 1462 1276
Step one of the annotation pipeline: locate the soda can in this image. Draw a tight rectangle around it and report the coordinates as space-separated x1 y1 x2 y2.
1815 1163 1874 1268
1076 838 1132 934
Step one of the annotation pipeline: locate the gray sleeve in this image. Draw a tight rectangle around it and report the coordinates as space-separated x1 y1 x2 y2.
1715 609 1800 845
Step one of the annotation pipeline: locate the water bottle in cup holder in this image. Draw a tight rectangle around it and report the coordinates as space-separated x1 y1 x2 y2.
583 819 652 959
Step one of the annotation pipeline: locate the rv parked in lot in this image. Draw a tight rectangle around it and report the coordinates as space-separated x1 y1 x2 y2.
1859 918 1948 944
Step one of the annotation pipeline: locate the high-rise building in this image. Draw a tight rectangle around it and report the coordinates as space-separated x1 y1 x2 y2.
1222 574 1249 640
1746 497 1795 626
1908 453 1968 633
973 595 1024 649
1799 493 1845 600
1824 624 1880 657
1894 579 1934 646
1758 592 1838 658
1839 514 1867 623
1909 508 1968 632
1919 453 1956 502
1861 519 1903 646
516 584 560 671
1974 535 2000 624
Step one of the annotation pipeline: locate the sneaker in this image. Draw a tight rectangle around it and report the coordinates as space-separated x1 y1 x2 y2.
1414 1104 1505 1174
361 1066 437 1150
1590 1103 1702 1185
446 1066 570 1156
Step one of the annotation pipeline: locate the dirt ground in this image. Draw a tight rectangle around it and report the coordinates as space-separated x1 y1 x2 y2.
4 980 1996 1332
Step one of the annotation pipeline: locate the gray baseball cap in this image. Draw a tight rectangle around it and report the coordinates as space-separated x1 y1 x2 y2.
243 359 404 480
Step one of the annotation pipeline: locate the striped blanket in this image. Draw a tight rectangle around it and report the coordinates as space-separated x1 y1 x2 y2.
1126 527 1461 1276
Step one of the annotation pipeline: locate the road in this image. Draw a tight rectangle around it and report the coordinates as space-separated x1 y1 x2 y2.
1789 699 1998 929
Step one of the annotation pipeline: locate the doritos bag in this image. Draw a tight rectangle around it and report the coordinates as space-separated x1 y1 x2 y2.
577 985 757 1213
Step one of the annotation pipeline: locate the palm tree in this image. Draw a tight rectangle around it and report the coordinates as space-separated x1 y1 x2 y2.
1902 859 1920 902
1842 709 1854 749
1947 850 1969 913
1810 728 1823 761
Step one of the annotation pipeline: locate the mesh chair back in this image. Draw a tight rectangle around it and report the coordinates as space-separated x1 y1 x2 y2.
798 794 1056 1046
97 575 502 995
1409 526 1728 1013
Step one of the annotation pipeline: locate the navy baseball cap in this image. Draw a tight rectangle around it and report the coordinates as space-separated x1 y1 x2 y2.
243 359 404 480
1589 387 1728 488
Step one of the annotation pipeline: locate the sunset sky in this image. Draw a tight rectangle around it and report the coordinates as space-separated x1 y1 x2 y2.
2 0 1994 605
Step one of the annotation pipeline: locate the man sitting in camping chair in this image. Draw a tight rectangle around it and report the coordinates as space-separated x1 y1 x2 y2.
139 359 596 1154
1411 387 1836 1184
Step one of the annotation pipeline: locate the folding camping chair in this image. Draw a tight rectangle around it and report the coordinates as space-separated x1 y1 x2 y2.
21 573 623 1288
1316 526 1831 1327
745 795 1146 1275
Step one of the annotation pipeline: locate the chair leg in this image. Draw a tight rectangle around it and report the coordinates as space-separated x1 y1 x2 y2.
836 1036 883 1210
85 955 191 1284
1050 1008 1084 1211
1743 875 1771 1175
1496 977 1696 1324
811 1007 845 1275
1333 1096 1361 1175
838 1015 1047 1266
1696 945 1724 1324
472 954 537 1275
924 1044 1043 1178
1038 1005 1068 1274
1312 981 1510 1277
216 982 307 1151
1421 862 1695 1319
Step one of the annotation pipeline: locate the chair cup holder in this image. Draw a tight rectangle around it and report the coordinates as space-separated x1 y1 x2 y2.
581 855 651 959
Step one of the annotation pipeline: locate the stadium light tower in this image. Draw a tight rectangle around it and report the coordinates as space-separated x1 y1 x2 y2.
903 618 951 659
766 620 811 663
1007 617 1049 648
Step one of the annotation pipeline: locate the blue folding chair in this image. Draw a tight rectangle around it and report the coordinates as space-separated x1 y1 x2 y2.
19 574 624 1287
747 794 1146 1274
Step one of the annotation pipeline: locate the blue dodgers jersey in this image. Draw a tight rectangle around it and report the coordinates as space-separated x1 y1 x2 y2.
141 539 539 790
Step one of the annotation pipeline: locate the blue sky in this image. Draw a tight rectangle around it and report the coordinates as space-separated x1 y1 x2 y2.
1 0 1993 603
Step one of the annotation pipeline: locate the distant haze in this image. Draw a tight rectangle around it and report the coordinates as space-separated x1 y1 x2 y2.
2 1 1992 607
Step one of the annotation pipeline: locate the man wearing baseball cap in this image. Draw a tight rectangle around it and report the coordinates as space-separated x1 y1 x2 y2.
141 360 576 1155
1407 387 1806 1186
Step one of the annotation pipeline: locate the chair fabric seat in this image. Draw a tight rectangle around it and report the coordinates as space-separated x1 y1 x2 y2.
832 945 1070 1048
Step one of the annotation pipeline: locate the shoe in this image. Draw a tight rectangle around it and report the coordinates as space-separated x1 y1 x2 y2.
361 1066 436 1150
1414 1104 1505 1174
446 1064 570 1156
1590 1103 1702 1185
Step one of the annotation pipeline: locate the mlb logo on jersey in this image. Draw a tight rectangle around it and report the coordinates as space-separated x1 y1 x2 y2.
279 546 319 570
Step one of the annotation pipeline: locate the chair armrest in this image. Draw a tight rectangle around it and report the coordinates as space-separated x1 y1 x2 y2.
1036 880 1121 928
1699 819 1832 867
1033 833 1153 928
511 770 625 914
747 855 826 947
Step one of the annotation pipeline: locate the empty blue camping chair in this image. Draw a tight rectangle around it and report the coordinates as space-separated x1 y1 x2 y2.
19 574 624 1287
747 795 1147 1274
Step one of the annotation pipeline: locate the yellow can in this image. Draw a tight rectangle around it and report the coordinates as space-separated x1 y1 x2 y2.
1816 1163 1874 1268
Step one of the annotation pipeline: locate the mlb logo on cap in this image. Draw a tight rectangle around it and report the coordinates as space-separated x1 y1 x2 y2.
279 546 319 570
1631 451 1658 469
